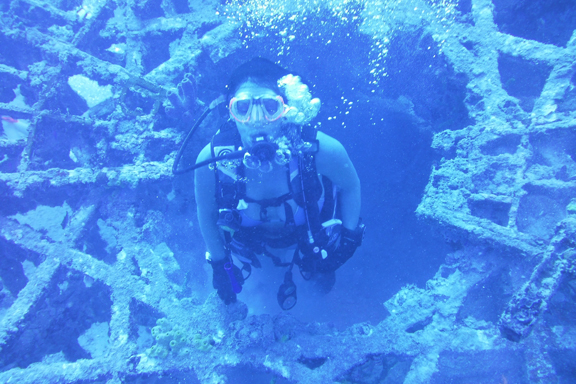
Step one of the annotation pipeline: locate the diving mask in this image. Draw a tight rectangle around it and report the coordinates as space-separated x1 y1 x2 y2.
229 95 288 123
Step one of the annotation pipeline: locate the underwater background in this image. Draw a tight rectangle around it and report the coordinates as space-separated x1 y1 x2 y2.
1 0 576 382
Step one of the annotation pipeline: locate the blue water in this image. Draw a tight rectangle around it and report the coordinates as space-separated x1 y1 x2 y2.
1 0 576 383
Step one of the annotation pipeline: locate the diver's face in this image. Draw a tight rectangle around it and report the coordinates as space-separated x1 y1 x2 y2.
230 82 284 148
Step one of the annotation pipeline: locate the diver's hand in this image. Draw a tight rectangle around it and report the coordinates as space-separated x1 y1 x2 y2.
314 224 365 273
210 258 243 305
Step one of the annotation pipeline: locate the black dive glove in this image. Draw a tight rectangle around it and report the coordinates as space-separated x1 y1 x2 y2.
301 223 365 274
209 256 244 305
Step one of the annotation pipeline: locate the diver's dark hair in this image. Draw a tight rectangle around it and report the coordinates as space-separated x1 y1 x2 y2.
225 57 290 103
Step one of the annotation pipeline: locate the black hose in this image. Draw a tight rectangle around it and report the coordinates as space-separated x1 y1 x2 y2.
172 107 211 175
191 149 246 170
172 96 226 175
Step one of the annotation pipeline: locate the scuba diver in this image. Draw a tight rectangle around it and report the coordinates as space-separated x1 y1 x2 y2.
175 58 364 310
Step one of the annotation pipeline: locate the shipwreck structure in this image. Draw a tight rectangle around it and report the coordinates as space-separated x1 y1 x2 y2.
1 0 575 382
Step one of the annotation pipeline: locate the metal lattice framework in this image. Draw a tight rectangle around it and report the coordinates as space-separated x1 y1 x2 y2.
0 0 575 383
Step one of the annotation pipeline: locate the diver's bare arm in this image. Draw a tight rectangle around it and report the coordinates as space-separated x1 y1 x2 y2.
315 132 361 230
195 144 227 262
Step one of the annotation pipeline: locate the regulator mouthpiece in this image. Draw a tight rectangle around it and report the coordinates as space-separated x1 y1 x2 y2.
243 135 293 171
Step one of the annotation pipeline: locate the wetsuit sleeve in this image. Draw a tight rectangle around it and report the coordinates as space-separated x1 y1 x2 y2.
194 143 228 261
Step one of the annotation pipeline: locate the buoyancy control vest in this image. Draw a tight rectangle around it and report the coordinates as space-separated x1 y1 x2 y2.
209 121 337 266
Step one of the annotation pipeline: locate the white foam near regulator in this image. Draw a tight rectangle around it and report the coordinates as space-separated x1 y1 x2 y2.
278 74 321 125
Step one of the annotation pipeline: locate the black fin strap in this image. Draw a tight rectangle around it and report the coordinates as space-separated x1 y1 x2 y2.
283 202 295 228
319 176 335 222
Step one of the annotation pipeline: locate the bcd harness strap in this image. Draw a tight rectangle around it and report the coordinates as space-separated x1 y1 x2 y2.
212 123 331 273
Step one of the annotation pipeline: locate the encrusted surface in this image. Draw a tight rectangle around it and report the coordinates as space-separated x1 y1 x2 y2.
1 0 575 383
